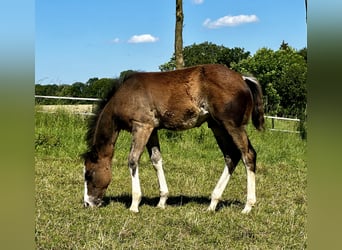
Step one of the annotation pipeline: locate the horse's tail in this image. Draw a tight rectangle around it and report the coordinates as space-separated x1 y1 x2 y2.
243 76 265 131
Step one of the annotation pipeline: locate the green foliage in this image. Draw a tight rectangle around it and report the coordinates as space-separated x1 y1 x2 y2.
35 112 307 249
35 83 59 96
159 42 250 71
58 82 85 98
119 69 138 80
84 78 119 99
35 78 120 104
298 112 307 140
297 47 307 62
264 83 281 115
232 45 307 118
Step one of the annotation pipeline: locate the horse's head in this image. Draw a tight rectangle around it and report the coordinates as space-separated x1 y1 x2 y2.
83 151 112 207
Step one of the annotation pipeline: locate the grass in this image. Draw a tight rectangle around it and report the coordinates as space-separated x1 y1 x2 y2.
35 110 307 249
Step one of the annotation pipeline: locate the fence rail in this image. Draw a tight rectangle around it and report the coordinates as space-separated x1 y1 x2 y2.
35 95 102 102
35 95 300 133
264 116 300 134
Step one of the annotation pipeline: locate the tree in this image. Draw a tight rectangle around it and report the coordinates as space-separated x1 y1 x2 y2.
35 84 60 104
231 44 307 118
58 82 85 98
84 78 117 98
264 83 281 115
217 47 250 67
160 42 250 71
183 42 224 66
119 70 137 80
231 47 280 93
280 40 290 50
175 0 184 69
277 55 307 116
305 0 307 22
35 84 59 96
297 47 307 62
83 78 99 97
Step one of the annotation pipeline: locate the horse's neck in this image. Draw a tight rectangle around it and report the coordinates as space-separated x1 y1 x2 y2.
92 106 117 158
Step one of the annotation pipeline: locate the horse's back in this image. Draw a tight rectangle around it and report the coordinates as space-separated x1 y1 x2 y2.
111 64 253 130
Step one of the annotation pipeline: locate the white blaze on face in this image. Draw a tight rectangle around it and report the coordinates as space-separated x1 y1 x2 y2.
83 166 95 207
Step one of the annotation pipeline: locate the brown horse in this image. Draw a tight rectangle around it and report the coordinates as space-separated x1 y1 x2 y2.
82 64 264 213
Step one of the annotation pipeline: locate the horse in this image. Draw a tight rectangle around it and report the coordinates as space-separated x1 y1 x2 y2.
82 64 264 213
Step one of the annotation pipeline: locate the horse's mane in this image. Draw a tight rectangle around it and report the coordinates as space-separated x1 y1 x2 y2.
82 79 123 160
82 71 141 161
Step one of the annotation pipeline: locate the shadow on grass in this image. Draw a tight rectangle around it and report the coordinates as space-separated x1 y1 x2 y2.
103 194 243 211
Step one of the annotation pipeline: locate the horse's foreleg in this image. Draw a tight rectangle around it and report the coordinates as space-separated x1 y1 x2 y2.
147 131 169 209
128 122 154 213
129 166 141 213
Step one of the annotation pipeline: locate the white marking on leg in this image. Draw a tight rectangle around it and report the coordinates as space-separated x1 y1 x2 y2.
153 159 169 208
208 165 231 211
242 168 256 214
241 157 256 214
129 167 142 213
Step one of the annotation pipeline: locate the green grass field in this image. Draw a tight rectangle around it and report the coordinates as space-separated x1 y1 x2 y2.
35 110 307 249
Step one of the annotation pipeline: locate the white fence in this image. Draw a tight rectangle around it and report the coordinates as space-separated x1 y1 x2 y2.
35 95 300 133
35 95 102 102
264 116 300 134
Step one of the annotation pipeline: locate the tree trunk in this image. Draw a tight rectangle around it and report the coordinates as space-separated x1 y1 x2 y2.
175 0 184 69
305 0 307 22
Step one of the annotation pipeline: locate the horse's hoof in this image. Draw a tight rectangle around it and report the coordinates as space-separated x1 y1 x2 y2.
241 206 252 214
129 207 139 213
157 203 166 209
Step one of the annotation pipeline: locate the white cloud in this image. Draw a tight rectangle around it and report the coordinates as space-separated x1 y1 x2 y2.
128 34 159 43
203 14 259 29
111 38 120 43
192 0 204 4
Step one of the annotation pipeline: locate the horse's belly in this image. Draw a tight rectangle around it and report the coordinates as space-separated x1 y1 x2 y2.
160 105 209 130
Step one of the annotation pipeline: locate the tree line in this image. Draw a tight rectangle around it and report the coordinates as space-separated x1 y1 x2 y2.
35 41 307 119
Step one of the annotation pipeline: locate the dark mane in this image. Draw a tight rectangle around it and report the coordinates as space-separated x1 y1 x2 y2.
82 79 123 160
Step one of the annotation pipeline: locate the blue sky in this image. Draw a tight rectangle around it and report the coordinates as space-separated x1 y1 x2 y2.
35 0 307 85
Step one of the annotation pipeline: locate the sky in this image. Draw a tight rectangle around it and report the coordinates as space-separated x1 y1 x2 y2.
35 0 307 85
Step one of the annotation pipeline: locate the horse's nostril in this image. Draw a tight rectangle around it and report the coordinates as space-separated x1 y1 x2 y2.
84 202 90 207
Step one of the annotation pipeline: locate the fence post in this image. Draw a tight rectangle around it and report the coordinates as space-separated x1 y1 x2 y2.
271 118 275 129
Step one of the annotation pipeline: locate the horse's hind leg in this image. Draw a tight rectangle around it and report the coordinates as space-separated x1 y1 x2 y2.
146 130 169 209
241 138 257 214
128 122 154 212
208 121 241 211
224 124 257 214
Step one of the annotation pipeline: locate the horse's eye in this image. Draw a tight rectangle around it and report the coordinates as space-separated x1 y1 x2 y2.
84 170 93 182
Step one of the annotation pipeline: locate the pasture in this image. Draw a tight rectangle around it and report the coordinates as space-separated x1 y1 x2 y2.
35 109 306 249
